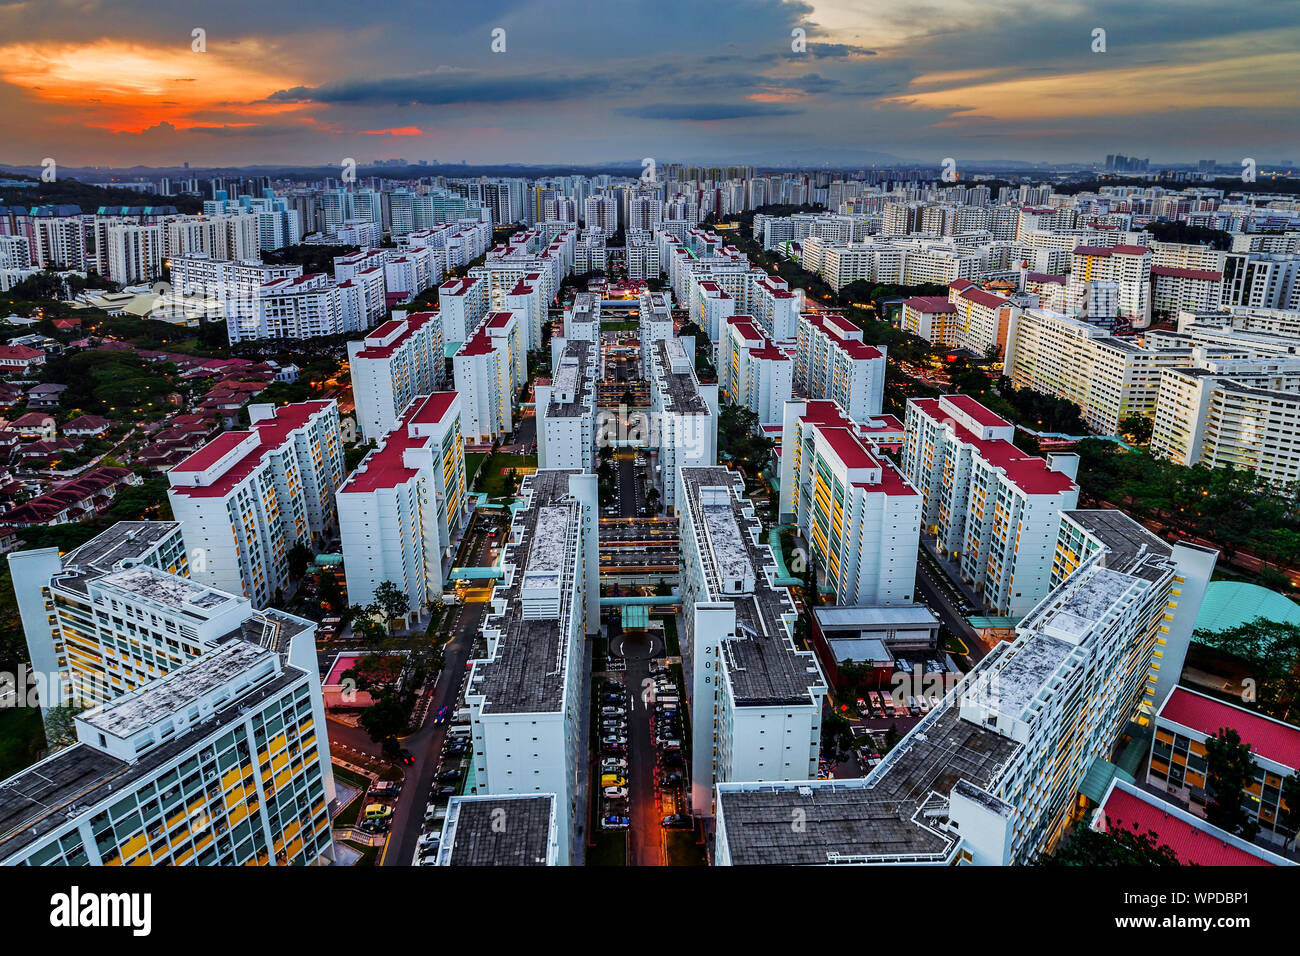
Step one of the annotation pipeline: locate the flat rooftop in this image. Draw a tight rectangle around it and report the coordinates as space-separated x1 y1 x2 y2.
81 640 273 739
61 521 181 572
472 470 582 715
94 565 239 614
653 339 708 415
547 339 594 418
440 795 555 865
681 467 822 706
716 705 1020 864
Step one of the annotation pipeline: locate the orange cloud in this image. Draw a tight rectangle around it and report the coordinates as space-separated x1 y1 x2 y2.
361 126 424 136
0 39 301 132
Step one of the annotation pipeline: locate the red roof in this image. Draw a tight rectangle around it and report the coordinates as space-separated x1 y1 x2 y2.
1098 785 1275 866
353 313 436 360
804 314 883 361
939 394 1012 430
903 296 956 313
911 397 1076 497
956 287 1008 310
0 345 43 361
818 426 877 469
170 401 331 498
1151 266 1223 281
1159 688 1300 769
1026 272 1067 285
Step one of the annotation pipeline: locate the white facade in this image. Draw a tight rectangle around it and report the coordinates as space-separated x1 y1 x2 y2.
677 466 826 815
718 315 793 425
337 392 466 614
779 399 921 606
167 401 345 607
902 395 1080 616
536 338 597 471
794 312 887 421
347 311 445 441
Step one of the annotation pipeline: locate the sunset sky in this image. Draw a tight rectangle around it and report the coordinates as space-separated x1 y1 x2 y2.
0 0 1295 168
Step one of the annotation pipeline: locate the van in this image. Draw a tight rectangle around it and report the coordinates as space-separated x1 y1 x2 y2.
446 723 472 738
600 773 627 788
364 803 392 821
424 804 449 823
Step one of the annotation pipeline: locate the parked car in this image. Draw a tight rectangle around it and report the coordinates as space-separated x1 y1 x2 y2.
601 815 631 830
600 773 628 788
600 758 628 773
661 814 693 829
438 769 463 783
603 786 629 800
602 735 628 747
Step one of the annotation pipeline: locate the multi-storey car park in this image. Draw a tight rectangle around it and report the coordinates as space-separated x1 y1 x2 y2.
464 470 599 865
712 509 1216 865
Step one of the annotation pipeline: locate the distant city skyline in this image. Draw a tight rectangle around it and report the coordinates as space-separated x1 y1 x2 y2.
1 0 1297 169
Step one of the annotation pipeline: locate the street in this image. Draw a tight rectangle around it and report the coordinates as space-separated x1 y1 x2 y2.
612 629 664 866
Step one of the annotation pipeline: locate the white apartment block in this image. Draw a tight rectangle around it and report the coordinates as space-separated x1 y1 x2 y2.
900 295 959 346
715 510 1216 866
1150 355 1300 486
1003 308 1194 433
563 292 601 344
255 273 343 341
8 521 190 721
439 275 490 343
902 395 1080 616
677 465 827 815
794 311 887 421
638 290 675 353
648 337 718 509
453 311 524 441
1178 305 1300 339
625 233 662 280
945 280 1028 357
167 254 302 342
536 338 597 471
718 315 793 425
33 216 89 271
504 272 548 350
750 275 802 341
692 279 737 344
167 401 345 607
164 214 259 262
0 589 335 867
779 399 921 606
465 469 599 864
336 266 387 332
1067 244 1153 325
337 392 466 615
347 311 445 441
104 221 164 284
1149 266 1224 319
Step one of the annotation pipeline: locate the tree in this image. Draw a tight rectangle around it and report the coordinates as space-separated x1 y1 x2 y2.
1279 772 1300 852
1204 727 1261 840
1044 820 1186 866
287 540 314 580
348 604 388 646
372 581 411 635
820 709 854 763
1119 415 1154 445
1194 618 1300 720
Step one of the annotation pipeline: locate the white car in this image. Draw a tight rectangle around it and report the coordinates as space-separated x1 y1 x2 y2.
601 706 625 716
602 735 628 746
604 786 629 800
600 758 628 773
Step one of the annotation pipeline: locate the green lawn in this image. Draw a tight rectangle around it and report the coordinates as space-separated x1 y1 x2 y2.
0 707 45 780
343 840 380 866
464 452 487 486
587 831 627 866
665 829 708 866
477 453 539 500
657 614 681 656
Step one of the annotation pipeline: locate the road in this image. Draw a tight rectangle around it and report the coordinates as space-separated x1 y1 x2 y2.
380 599 486 866
612 629 664 866
913 550 988 664
617 458 642 518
